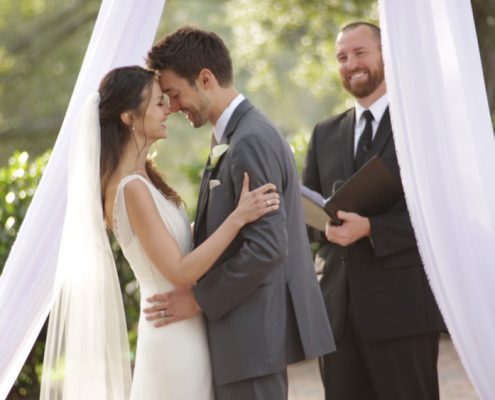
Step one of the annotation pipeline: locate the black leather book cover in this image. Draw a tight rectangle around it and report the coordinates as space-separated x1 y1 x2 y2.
301 156 403 230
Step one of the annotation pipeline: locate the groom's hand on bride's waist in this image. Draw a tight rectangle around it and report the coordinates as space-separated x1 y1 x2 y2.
144 286 202 328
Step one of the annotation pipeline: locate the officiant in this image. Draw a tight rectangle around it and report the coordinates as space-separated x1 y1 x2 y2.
301 21 446 400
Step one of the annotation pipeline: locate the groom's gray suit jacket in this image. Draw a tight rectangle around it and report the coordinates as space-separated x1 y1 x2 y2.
192 99 335 386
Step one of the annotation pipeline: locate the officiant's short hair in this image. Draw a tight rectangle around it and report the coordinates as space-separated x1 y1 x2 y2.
340 21 381 44
147 25 233 88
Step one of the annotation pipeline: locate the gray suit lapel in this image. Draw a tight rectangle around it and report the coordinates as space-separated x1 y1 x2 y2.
194 156 212 242
223 98 254 143
194 99 254 243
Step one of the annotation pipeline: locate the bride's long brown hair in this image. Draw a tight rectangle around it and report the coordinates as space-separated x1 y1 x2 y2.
98 66 182 208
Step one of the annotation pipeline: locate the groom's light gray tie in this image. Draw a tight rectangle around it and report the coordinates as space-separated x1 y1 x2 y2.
210 130 218 150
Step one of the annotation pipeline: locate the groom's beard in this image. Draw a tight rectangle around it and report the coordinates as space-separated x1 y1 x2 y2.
182 94 210 128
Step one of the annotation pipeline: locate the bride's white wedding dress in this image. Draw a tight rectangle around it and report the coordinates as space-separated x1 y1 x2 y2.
113 174 214 400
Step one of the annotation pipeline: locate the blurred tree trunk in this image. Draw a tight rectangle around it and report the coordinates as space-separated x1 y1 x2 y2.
472 0 495 119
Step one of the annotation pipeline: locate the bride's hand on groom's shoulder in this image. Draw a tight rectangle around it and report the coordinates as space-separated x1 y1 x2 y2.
234 172 279 225
144 287 201 328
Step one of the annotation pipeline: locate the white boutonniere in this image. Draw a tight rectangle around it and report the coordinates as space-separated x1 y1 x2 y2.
209 179 221 190
207 144 229 171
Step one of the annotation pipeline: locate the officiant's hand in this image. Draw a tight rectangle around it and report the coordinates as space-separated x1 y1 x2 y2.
325 210 370 246
144 286 201 327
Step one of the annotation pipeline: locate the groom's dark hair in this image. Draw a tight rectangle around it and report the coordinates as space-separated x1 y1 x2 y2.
147 25 233 88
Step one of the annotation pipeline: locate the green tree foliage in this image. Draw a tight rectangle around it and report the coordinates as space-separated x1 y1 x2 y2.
221 0 377 167
0 151 48 398
0 0 100 161
226 0 376 99
0 151 48 263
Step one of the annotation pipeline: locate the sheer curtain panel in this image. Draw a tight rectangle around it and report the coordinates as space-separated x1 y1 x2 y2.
379 1 495 398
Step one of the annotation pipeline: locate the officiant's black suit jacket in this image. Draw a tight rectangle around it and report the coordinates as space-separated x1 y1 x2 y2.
192 99 335 387
302 106 446 341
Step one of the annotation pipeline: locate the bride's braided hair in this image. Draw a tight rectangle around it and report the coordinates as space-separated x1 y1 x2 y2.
98 66 182 207
144 158 182 207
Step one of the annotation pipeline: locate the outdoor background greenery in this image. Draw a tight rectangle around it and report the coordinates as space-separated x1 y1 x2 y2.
1 0 494 397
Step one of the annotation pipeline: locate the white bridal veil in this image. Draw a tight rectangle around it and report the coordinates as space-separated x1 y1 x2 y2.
380 0 495 398
0 1 166 398
40 93 131 398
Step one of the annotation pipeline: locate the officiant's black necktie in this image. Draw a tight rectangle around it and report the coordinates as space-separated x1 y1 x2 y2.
354 110 374 171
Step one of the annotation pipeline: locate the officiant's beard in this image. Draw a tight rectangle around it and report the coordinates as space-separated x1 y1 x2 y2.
342 63 385 99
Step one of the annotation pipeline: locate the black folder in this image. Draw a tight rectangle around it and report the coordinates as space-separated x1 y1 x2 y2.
301 156 404 231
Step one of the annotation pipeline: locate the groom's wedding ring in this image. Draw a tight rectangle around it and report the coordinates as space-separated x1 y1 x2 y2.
266 200 271 207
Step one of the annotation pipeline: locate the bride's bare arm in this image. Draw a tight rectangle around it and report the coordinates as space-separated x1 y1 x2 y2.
124 173 279 286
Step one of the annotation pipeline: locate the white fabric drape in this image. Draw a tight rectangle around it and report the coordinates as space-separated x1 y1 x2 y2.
379 1 495 398
0 1 166 398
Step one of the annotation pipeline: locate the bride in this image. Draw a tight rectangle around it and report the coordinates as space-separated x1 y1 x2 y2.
40 65 279 399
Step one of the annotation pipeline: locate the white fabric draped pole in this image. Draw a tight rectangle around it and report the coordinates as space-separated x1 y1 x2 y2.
0 1 166 397
379 1 495 398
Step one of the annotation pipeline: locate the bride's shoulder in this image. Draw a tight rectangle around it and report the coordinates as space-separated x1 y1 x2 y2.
105 174 151 219
111 173 152 198
117 172 149 188
120 176 158 213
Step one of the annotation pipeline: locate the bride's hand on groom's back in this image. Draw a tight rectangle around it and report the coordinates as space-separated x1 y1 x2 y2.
144 287 202 328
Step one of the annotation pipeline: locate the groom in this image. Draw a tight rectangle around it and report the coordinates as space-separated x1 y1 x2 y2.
144 26 335 399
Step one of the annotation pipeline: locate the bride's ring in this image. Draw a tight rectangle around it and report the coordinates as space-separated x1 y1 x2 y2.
266 200 271 207
160 310 167 318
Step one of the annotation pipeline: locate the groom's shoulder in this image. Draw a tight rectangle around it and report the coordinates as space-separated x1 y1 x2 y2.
239 111 281 144
237 100 278 131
